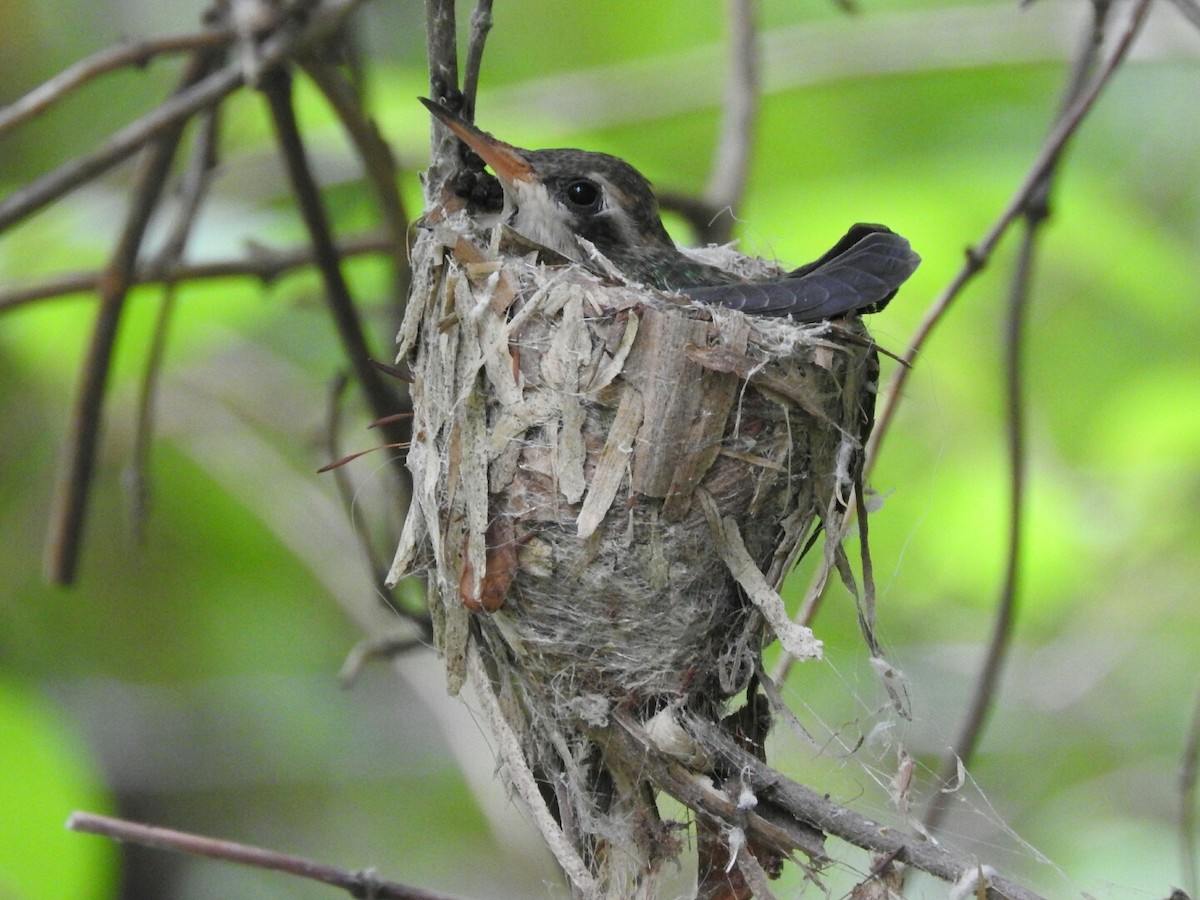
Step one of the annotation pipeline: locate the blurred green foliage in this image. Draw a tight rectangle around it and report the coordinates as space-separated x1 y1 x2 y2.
1 1 1198 898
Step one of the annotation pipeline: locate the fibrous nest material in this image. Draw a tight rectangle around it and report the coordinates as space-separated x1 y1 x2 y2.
387 214 878 898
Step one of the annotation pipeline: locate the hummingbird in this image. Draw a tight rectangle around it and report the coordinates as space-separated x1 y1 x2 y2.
420 98 920 321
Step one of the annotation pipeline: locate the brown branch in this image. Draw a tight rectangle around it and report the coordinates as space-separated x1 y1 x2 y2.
656 191 728 245
298 56 411 308
0 0 371 234
1181 678 1200 898
680 714 1048 900
0 27 235 135
1166 0 1200 30
461 0 495 121
921 0 1114 837
260 66 408 483
593 712 828 865
66 812 463 900
704 0 759 245
423 0 462 196
864 0 1156 472
425 0 459 104
128 105 223 541
322 371 427 633
0 232 394 313
44 48 221 585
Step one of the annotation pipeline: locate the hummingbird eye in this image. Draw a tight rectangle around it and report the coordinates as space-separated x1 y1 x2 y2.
564 180 601 209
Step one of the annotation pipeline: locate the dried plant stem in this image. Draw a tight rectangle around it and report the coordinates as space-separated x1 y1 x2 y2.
0 27 235 135
0 232 394 313
922 0 1115 836
865 0 1155 471
681 714 1047 900
461 0 495 120
128 105 222 539
66 812 461 900
466 643 600 900
298 56 411 306
0 0 370 233
704 0 759 244
260 67 408 481
1181 677 1200 898
44 49 220 585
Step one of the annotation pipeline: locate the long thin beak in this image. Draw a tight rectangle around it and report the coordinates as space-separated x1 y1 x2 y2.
419 97 533 185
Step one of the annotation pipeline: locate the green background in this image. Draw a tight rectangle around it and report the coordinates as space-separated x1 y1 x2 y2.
1 1 1198 897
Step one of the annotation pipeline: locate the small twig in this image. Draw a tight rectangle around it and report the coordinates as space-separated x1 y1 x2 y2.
298 56 411 309
682 714 1048 900
921 207 1039 836
656 191 728 245
0 232 394 313
423 0 462 196
595 711 827 863
338 633 429 686
921 0 1113 837
1182 677 1200 898
864 0 1156 472
0 27 235 135
127 105 223 540
0 0 371 234
424 0 459 103
45 48 221 585
704 0 759 245
260 66 408 484
1166 0 1200 30
322 372 426 630
461 0 495 121
66 812 462 900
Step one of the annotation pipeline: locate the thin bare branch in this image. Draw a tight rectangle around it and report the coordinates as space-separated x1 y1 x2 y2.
423 0 461 195
679 714 1047 900
1182 677 1200 898
128 106 223 541
864 0 1156 471
338 633 429 686
461 0 495 121
1166 0 1200 30
704 0 760 244
298 56 411 308
0 232 393 313
322 371 426 631
67 812 462 900
425 0 459 103
260 66 408 484
921 0 1113 837
0 27 234 135
0 0 371 233
45 49 220 585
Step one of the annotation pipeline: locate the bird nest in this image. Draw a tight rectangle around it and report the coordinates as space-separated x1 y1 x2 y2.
387 212 878 896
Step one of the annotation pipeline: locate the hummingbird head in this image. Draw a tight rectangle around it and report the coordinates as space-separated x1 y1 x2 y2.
420 98 677 269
